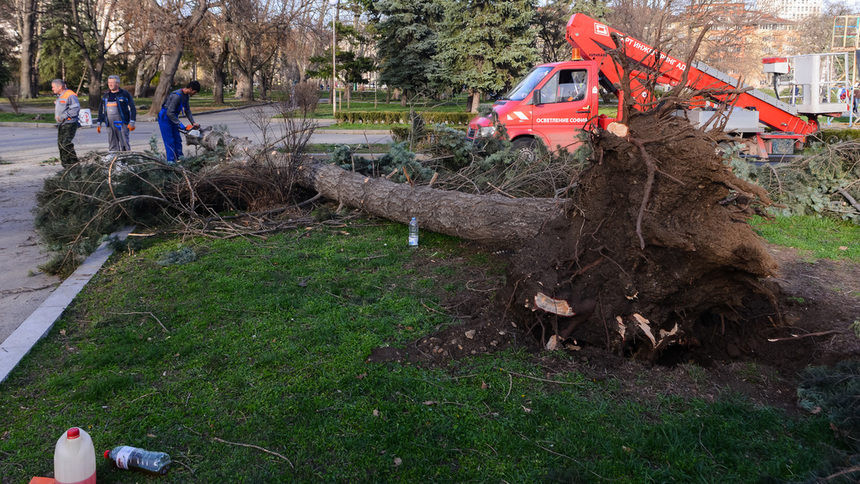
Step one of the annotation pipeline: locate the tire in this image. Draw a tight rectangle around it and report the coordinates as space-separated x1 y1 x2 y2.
512 137 538 163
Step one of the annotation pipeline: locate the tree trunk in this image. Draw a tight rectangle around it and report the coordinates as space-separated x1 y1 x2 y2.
148 45 185 117
235 70 253 101
212 41 229 105
295 162 567 245
87 62 103 110
469 91 481 113
189 132 566 244
134 55 159 98
17 0 38 99
213 68 225 105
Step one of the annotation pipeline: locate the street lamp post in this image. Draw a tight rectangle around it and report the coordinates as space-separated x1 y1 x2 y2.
329 0 338 117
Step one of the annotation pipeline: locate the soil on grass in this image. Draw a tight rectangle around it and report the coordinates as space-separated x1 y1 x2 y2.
367 240 858 412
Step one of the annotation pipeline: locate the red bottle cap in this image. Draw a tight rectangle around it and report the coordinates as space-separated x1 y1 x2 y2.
67 428 80 439
104 449 111 459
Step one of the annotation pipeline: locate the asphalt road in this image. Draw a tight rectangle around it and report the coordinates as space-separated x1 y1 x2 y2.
0 107 391 344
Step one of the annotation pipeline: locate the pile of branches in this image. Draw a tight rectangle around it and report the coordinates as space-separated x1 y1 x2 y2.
730 139 860 223
34 132 310 275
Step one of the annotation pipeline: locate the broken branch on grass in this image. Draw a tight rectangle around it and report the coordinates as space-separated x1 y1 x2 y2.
212 436 294 469
501 368 585 386
110 311 169 333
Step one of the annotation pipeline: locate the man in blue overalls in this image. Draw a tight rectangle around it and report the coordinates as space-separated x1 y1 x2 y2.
157 80 201 163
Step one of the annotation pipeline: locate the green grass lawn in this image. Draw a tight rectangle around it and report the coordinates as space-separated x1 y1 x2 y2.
0 112 52 122
751 215 859 261
0 218 842 481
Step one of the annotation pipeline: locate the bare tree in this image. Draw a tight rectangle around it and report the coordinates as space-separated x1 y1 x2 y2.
146 0 210 117
69 0 134 108
225 0 311 101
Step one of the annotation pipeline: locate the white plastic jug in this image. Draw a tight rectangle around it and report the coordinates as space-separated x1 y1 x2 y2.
54 427 96 484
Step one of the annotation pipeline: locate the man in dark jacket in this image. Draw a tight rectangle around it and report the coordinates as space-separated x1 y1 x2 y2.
157 80 201 163
97 75 137 152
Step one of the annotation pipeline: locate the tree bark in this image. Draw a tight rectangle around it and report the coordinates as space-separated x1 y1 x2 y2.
16 0 38 98
211 40 229 105
134 54 159 97
235 70 253 101
295 161 567 245
148 46 184 116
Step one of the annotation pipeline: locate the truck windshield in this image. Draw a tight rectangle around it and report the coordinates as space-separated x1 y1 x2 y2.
504 66 553 101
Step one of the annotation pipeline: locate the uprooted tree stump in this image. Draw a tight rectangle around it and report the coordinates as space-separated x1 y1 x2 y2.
502 111 779 362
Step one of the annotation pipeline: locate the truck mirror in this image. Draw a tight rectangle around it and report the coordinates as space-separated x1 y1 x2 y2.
533 89 541 105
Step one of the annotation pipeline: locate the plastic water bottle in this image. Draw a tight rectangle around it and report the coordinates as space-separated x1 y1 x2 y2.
408 217 419 247
54 427 96 484
104 446 171 475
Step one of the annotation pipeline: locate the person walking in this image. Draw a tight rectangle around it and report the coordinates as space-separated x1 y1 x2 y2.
52 79 80 167
97 75 136 152
157 80 201 163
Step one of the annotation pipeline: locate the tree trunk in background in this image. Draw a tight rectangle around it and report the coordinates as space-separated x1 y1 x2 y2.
134 55 159 97
211 41 229 105
148 46 184 117
235 70 253 101
260 72 269 100
16 0 39 98
86 60 104 110
213 68 225 104
469 91 480 113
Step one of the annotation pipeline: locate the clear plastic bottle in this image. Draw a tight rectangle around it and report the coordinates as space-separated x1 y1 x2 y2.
408 217 419 247
104 446 171 475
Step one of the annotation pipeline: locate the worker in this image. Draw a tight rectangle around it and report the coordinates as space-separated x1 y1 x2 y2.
52 79 80 168
97 75 137 152
157 80 201 163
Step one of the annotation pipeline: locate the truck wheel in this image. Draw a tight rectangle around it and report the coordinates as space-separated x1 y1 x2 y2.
512 138 538 163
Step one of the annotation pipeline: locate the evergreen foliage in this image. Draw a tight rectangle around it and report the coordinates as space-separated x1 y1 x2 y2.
727 141 860 223
373 0 444 98
38 0 89 89
434 0 539 102
34 153 182 274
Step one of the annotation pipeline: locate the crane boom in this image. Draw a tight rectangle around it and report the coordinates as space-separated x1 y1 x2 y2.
565 13 820 136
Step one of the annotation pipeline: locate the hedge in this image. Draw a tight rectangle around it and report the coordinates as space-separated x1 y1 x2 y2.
334 111 473 125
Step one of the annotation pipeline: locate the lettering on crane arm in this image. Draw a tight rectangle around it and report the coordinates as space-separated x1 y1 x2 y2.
536 117 588 124
621 37 687 72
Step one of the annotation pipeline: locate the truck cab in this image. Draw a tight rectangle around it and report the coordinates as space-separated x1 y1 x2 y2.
467 59 603 153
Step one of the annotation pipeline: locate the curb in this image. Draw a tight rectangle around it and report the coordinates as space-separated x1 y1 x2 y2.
0 227 133 384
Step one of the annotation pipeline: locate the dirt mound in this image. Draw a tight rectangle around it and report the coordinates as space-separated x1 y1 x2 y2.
501 111 783 364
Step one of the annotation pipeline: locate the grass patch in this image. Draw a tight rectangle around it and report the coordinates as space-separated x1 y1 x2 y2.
751 214 859 261
0 220 841 481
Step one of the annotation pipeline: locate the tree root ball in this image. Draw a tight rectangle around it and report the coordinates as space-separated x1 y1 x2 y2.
502 111 781 363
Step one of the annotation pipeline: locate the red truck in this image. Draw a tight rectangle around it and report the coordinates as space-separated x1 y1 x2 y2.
467 13 848 159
